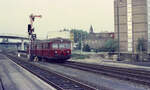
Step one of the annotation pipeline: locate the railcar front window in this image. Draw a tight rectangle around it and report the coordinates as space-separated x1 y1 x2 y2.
65 43 71 49
59 44 65 49
52 43 58 49
59 43 71 49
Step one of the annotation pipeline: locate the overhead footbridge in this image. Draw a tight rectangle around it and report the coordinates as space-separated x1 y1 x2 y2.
0 33 29 50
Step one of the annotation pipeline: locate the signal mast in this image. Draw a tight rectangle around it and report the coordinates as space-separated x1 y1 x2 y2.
28 14 42 60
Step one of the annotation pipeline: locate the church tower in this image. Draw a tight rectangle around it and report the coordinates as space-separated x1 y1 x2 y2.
89 25 94 34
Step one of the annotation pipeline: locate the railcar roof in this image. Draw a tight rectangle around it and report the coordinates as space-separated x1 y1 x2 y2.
33 37 71 44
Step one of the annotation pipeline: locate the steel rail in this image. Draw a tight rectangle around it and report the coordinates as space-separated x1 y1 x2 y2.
0 78 4 90
6 54 97 90
61 61 150 86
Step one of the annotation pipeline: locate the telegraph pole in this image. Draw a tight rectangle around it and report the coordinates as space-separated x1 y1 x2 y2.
28 14 42 60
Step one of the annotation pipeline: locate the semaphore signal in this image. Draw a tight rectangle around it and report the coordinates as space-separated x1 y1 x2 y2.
27 14 42 60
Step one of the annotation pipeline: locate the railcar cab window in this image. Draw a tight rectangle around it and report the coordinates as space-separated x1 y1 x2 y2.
59 43 71 49
52 43 58 49
59 43 65 49
43 43 49 49
65 43 71 49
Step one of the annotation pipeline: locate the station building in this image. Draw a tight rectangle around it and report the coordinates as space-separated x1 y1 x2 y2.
84 26 114 49
114 0 150 53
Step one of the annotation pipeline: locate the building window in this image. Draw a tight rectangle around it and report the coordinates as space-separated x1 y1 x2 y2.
127 0 133 52
128 34 132 39
127 0 132 4
128 48 132 52
128 43 132 47
128 39 132 43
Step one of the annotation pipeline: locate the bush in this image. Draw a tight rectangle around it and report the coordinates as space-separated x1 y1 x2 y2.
83 44 91 52
71 54 90 59
136 38 146 52
102 39 118 52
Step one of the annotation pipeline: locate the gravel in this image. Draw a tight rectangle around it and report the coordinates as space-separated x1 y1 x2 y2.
0 79 3 90
31 62 150 90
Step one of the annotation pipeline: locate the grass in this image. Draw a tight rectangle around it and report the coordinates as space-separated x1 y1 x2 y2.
71 54 90 59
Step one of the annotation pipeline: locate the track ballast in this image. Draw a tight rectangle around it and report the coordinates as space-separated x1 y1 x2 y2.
62 61 150 86
6 54 97 90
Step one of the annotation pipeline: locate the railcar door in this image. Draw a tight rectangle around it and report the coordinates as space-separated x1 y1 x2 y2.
41 43 44 57
48 42 53 58
45 42 49 57
51 42 59 57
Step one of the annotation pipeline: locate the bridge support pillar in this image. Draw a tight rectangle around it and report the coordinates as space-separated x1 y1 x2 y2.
21 40 24 50
2 38 8 43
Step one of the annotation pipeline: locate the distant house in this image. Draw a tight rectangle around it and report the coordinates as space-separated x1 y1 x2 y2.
84 25 114 49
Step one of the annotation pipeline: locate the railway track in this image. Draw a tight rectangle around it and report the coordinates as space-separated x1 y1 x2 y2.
0 78 4 90
6 55 97 90
61 61 150 86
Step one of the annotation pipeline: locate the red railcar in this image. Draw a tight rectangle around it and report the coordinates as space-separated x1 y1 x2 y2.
28 38 71 62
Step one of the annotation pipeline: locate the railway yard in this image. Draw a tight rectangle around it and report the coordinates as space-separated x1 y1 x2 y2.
0 53 150 90
2 0 150 90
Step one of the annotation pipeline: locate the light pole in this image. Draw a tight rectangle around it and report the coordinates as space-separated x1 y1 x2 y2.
132 21 135 61
80 32 83 54
116 0 120 61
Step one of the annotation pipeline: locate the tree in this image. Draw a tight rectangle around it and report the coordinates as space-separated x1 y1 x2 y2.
136 38 146 52
70 29 88 50
103 39 118 52
70 29 88 43
83 44 91 52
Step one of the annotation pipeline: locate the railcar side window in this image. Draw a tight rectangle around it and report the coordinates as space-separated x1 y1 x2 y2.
52 43 58 49
48 43 50 49
46 43 48 49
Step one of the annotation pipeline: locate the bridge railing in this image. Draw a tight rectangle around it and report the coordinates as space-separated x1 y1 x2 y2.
0 33 28 38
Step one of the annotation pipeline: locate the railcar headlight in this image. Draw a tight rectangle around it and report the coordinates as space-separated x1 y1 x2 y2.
67 51 70 53
54 51 58 54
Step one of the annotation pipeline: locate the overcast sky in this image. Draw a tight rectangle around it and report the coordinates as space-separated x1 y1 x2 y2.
0 0 114 38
